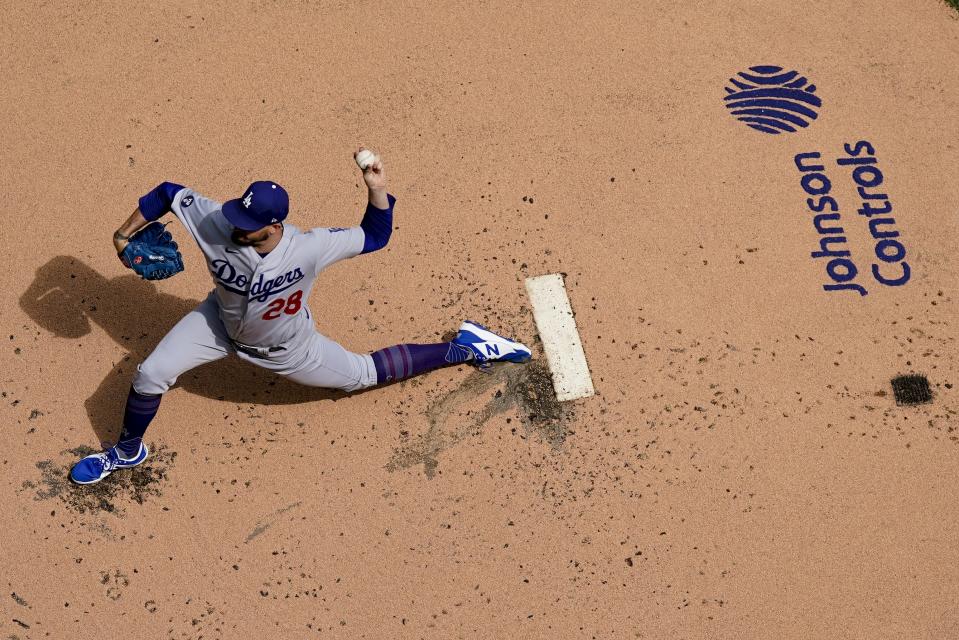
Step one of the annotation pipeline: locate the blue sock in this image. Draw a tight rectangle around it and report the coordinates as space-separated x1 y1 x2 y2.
116 386 162 459
371 342 473 384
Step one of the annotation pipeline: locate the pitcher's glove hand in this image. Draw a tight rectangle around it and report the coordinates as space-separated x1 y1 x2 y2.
119 222 184 280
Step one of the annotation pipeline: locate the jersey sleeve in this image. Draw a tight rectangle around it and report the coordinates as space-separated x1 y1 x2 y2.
167 188 224 246
303 226 366 275
359 193 396 254
138 182 185 221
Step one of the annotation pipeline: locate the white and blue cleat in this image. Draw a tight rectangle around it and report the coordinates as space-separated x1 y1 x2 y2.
453 321 532 368
69 443 149 485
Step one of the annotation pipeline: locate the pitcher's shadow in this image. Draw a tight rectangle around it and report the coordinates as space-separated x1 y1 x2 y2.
20 256 363 444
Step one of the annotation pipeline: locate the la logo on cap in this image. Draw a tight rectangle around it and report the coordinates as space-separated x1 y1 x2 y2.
242 191 253 208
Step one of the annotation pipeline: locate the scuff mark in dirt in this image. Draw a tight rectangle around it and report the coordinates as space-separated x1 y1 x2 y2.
245 501 302 543
18 444 176 516
10 592 29 608
386 359 570 478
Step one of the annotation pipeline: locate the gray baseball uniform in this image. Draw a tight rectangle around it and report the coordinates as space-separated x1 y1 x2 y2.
133 187 380 394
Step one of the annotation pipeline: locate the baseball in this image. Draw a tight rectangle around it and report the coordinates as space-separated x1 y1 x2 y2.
355 149 377 170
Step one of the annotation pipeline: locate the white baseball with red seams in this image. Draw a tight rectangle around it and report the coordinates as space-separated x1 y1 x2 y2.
354 149 377 170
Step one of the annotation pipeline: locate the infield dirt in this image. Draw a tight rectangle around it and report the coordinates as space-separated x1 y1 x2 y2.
2 1 959 638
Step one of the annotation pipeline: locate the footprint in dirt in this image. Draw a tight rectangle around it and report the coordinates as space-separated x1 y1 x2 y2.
19 444 176 515
386 360 571 478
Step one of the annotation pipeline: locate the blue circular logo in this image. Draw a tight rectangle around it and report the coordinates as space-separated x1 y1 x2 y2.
724 65 821 135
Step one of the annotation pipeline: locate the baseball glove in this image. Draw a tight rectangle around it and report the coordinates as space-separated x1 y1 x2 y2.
119 222 184 280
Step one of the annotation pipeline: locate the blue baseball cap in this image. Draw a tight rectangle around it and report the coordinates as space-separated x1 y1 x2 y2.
222 181 289 230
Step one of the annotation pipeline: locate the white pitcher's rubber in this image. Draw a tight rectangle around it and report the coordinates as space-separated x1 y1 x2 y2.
524 274 595 402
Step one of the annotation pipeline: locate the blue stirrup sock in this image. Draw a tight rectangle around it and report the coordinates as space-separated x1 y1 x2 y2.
115 386 162 459
371 342 473 384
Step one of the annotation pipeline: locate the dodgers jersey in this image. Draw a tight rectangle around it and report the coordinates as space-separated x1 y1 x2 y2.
162 186 376 347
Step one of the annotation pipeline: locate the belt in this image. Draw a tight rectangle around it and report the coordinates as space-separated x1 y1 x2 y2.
230 339 286 359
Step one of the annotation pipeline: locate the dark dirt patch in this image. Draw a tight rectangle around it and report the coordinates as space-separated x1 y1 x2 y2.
19 443 176 515
386 359 570 477
892 374 933 406
507 359 566 446
101 569 130 600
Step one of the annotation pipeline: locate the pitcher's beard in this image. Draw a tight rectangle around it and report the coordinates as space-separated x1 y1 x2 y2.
231 228 268 246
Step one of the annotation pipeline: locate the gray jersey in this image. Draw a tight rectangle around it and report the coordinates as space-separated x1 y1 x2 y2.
168 187 364 347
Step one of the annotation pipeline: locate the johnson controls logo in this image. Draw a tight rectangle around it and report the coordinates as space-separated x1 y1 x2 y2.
724 65 822 134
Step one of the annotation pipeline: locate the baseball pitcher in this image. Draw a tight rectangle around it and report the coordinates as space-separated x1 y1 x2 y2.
70 148 531 484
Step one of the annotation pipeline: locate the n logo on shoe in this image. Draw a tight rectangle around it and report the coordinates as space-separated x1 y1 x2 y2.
485 344 500 356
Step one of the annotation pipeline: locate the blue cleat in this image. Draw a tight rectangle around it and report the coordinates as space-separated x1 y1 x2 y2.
69 443 149 485
452 321 532 367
